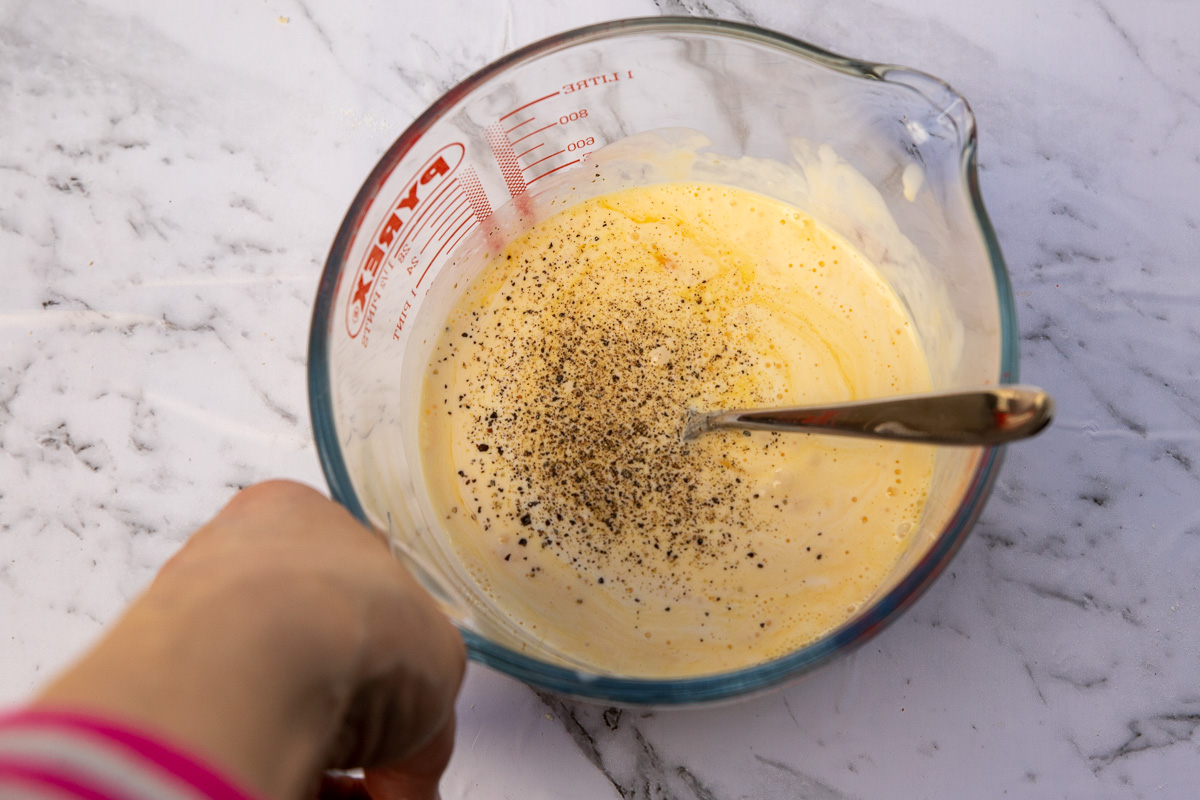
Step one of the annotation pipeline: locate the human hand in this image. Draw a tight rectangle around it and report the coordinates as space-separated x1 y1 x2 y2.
34 480 466 800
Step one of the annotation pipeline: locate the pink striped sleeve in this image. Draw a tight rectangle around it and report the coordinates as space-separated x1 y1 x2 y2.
0 709 265 800
0 760 123 800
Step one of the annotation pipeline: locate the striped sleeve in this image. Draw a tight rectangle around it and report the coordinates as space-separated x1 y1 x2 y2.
0 710 265 800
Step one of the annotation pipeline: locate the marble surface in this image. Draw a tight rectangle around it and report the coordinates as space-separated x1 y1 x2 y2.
2 0 1198 797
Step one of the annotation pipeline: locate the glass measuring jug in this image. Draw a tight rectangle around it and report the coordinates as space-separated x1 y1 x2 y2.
308 18 1018 704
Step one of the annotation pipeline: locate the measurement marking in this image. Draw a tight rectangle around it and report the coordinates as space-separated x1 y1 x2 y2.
435 215 476 261
485 123 528 199
419 183 463 235
511 122 556 147
425 192 467 241
514 143 543 160
421 204 468 256
527 158 580 185
418 217 478 287
513 143 542 160
522 149 566 171
409 176 460 232
458 165 493 222
434 198 471 239
392 178 461 263
443 217 478 259
418 204 470 273
499 91 560 122
505 118 535 134
438 208 473 245
425 199 471 251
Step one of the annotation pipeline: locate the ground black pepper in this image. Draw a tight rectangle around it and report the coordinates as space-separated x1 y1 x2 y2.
431 202 791 596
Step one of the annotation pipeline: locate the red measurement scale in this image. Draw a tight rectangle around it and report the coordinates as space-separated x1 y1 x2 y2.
346 70 634 346
486 69 635 198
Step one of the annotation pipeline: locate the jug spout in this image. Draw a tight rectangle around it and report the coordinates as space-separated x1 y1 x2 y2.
876 65 977 155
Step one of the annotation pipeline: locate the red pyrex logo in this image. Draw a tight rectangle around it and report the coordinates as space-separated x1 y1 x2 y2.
345 144 464 339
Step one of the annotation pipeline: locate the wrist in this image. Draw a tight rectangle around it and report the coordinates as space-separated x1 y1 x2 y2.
0 708 266 800
36 574 357 800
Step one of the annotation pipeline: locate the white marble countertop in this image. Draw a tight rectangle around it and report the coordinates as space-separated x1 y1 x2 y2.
2 1 1198 797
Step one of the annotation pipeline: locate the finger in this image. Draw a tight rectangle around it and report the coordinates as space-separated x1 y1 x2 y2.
316 773 372 800
209 480 378 549
325 569 465 770
362 718 456 800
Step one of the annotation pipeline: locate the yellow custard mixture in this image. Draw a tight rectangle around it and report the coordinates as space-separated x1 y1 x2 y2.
419 182 934 676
